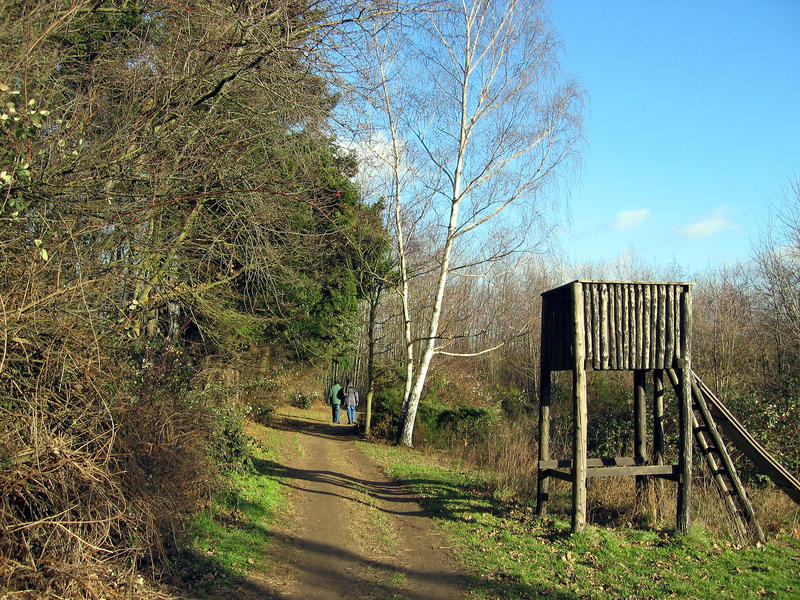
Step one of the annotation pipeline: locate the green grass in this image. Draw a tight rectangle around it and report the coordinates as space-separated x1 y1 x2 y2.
184 427 287 593
358 442 800 600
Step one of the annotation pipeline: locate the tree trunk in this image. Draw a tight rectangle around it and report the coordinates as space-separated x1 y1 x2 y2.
364 288 380 436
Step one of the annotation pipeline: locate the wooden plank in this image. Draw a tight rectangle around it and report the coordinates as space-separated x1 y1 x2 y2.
681 286 692 362
643 285 651 369
540 457 649 469
584 285 593 366
543 469 574 483
542 465 680 480
628 284 636 369
552 294 561 367
607 284 617 369
635 284 644 369
656 285 666 368
562 288 570 365
600 283 610 370
592 283 601 370
612 283 621 369
615 284 621 369
622 284 630 369
652 370 665 465
676 285 683 357
615 284 624 369
541 296 551 371
665 287 675 368
649 284 658 368
587 465 680 479
622 284 631 370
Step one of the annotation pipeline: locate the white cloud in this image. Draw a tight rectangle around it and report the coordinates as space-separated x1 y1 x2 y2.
677 206 740 238
609 208 649 231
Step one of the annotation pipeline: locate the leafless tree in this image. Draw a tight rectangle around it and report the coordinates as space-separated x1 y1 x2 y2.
692 264 760 398
753 178 800 372
356 0 582 445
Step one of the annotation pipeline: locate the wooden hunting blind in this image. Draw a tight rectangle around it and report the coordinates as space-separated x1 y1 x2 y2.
537 280 694 533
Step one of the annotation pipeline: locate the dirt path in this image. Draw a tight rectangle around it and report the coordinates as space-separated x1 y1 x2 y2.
225 408 473 600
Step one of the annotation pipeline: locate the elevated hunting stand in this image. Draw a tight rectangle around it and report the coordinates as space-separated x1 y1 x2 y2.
537 281 694 533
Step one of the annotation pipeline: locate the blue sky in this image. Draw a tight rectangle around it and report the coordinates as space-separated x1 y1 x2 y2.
549 1 800 274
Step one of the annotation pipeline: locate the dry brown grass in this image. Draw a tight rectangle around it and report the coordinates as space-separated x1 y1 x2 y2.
531 466 799 543
459 416 541 500
750 485 800 534
440 415 799 543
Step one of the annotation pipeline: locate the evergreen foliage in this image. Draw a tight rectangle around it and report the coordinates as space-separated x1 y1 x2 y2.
0 1 386 597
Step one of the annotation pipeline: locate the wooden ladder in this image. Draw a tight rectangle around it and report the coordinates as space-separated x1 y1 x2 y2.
666 369 765 544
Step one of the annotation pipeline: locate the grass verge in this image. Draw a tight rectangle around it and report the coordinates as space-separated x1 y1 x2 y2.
359 442 800 600
179 425 287 596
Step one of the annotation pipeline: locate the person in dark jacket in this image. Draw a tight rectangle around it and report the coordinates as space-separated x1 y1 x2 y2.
328 381 342 424
343 380 359 425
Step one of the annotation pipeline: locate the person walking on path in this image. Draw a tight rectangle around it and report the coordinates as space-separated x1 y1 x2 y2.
343 380 359 426
328 381 343 424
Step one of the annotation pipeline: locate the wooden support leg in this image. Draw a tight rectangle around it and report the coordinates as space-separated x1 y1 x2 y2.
537 367 551 515
652 369 665 522
677 367 692 532
571 282 588 532
573 361 588 532
634 369 648 510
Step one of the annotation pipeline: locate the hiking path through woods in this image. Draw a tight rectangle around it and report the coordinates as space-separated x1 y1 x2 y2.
215 407 474 600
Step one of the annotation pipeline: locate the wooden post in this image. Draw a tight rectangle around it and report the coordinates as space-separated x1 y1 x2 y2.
571 282 588 532
537 366 551 515
677 286 693 532
634 369 648 507
652 369 665 521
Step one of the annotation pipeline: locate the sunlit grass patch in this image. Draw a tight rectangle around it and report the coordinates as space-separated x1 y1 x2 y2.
359 441 800 600
185 423 288 593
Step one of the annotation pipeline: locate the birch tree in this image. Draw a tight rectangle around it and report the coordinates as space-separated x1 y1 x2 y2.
360 0 582 446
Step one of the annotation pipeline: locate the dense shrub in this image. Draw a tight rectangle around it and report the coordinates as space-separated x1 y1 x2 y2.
368 382 405 440
206 402 253 475
239 377 279 425
435 405 499 445
249 400 276 425
291 393 314 409
496 383 530 417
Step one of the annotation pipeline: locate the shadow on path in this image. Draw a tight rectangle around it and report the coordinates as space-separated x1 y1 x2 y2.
253 456 471 519
210 527 581 600
270 415 360 441
197 410 583 600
